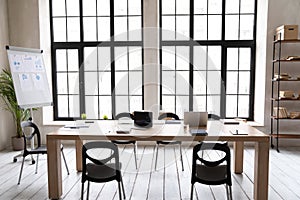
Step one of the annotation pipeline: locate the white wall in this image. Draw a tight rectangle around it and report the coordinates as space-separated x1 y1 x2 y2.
0 0 14 150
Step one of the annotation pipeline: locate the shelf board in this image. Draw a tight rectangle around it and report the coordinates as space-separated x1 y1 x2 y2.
271 98 300 101
272 79 300 82
273 59 300 62
270 133 300 139
274 39 300 43
271 116 300 120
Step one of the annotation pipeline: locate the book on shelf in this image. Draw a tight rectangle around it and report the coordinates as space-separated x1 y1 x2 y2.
273 107 288 118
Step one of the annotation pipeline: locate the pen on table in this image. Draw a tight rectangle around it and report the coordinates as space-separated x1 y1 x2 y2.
236 130 239 135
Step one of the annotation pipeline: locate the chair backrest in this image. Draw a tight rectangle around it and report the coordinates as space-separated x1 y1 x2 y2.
21 121 42 149
158 112 179 120
192 142 231 185
82 141 121 180
208 113 220 120
115 112 134 120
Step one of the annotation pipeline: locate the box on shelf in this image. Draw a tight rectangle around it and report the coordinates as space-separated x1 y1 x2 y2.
279 90 295 98
273 107 288 118
276 25 298 40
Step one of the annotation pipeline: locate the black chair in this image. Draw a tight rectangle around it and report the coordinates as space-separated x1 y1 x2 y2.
112 112 138 169
81 141 126 200
155 112 184 171
190 142 232 200
18 121 69 185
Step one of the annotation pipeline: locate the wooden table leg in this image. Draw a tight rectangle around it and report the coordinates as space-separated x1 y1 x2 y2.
233 141 244 173
75 139 83 172
47 136 62 199
254 141 269 200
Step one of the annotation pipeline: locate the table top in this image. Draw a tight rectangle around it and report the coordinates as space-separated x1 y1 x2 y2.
47 120 269 142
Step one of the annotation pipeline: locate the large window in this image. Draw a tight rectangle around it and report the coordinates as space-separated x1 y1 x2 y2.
50 0 143 120
160 0 256 120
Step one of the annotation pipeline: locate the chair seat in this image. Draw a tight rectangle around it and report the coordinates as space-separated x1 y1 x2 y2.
112 140 136 145
156 140 181 145
25 144 64 155
86 162 122 182
196 164 228 184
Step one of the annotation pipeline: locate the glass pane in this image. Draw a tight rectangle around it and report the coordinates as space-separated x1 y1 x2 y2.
226 71 238 94
85 96 98 119
98 17 111 41
162 46 175 70
56 50 67 72
99 72 111 95
225 15 239 40
176 71 189 95
97 0 110 16
239 71 250 94
227 48 238 70
128 16 142 41
66 0 79 16
176 16 189 40
52 0 66 16
115 47 128 71
194 15 207 40
208 0 222 14
176 95 189 118
240 0 255 13
85 72 98 95
207 71 221 95
57 73 68 94
162 71 175 95
176 46 189 70
67 17 80 42
129 47 142 70
128 0 141 15
57 95 68 117
207 46 221 70
114 17 128 41
130 96 142 112
207 95 220 115
115 96 129 114
83 0 96 16
114 0 127 16
162 16 175 40
98 47 111 71
176 0 189 14
240 15 254 40
162 96 175 113
53 18 66 42
83 17 97 41
162 0 175 15
68 50 78 71
226 95 237 117
194 0 207 14
193 71 206 95
129 71 142 95
193 96 206 111
208 15 221 40
69 95 80 117
100 96 112 119
84 47 97 71
239 48 251 70
193 46 207 70
238 95 249 117
68 72 79 94
225 0 239 14
115 72 128 95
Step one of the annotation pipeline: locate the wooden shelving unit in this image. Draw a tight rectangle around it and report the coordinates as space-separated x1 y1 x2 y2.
271 37 300 152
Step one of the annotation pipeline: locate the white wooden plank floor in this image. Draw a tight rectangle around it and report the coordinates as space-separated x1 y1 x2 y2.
0 144 300 200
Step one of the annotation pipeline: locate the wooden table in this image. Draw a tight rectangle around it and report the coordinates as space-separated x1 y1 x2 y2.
46 120 269 200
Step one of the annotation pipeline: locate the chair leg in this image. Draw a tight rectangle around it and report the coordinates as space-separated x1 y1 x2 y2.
190 183 194 200
17 157 26 185
61 149 70 175
81 182 84 200
133 143 138 169
154 144 159 170
120 176 126 199
86 181 90 200
35 154 39 174
118 181 122 200
227 185 233 200
179 143 184 171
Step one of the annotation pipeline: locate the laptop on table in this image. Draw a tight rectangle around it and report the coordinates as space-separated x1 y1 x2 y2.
184 112 208 136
